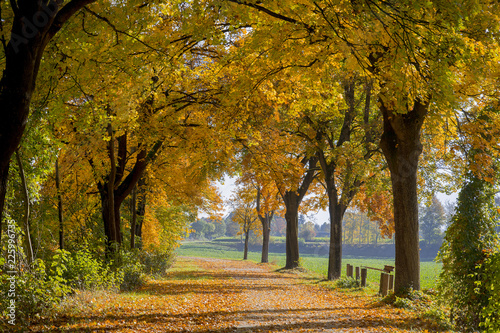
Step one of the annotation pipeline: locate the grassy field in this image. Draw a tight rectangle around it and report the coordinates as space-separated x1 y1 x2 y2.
176 241 442 290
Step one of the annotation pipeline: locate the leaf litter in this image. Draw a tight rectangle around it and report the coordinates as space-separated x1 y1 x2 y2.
30 257 450 332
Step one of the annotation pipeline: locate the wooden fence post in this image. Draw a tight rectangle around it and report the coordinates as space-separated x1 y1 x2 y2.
379 272 389 296
346 264 353 278
355 266 360 280
360 268 367 287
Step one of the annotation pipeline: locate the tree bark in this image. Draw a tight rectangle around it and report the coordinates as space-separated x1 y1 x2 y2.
16 150 33 264
55 158 64 250
135 177 147 248
284 197 300 268
130 185 137 249
327 194 347 280
256 187 273 263
379 97 428 293
107 123 119 249
243 229 249 260
260 214 272 263
282 156 318 269
0 0 96 246
96 128 161 256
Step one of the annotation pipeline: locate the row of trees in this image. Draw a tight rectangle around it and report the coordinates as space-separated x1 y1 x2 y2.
222 193 454 247
0 2 499 330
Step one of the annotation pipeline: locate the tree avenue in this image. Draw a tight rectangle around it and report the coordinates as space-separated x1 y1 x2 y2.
1 1 500 330
212 0 500 293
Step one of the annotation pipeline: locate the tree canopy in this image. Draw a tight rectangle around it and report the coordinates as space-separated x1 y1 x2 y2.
1 2 500 328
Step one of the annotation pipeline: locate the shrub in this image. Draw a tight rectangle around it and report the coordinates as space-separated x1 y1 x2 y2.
336 277 361 289
384 287 432 311
479 251 500 332
393 296 413 309
64 249 121 290
110 250 147 291
138 249 175 276
0 251 71 327
422 307 453 331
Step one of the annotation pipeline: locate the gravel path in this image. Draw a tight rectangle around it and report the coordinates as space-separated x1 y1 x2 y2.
29 256 439 332
188 257 428 332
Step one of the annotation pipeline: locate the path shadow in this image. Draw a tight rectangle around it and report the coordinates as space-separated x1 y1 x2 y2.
31 305 440 333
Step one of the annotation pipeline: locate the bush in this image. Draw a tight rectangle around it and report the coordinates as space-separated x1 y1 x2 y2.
336 277 361 289
384 287 432 311
422 307 453 331
138 249 175 276
64 249 121 290
393 296 413 309
0 251 71 327
479 251 500 332
110 250 147 291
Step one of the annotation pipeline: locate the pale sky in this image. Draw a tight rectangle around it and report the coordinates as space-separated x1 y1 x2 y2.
213 176 458 224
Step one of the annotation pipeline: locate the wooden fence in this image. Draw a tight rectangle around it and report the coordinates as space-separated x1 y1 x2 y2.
346 264 394 296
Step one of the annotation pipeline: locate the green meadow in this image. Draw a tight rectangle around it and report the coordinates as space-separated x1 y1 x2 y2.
176 241 442 290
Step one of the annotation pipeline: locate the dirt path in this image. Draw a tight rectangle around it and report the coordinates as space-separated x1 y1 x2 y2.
30 257 443 332
191 257 418 332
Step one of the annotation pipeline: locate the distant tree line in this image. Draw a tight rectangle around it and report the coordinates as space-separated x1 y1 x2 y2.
190 195 468 247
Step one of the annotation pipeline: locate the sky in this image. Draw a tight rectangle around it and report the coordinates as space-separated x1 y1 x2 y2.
213 176 459 225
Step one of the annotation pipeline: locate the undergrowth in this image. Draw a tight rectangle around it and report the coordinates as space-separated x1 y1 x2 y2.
382 288 453 331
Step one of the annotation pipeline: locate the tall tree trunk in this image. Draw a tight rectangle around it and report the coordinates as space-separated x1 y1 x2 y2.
130 185 137 249
55 158 64 250
99 186 118 253
379 97 428 293
319 164 352 280
327 196 347 280
99 185 129 253
260 214 272 263
15 150 33 264
135 177 147 248
284 197 300 268
243 229 249 260
282 156 318 269
106 123 118 250
256 187 273 263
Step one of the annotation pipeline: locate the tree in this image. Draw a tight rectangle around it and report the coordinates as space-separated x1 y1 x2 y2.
230 186 260 260
0 0 97 240
15 150 34 264
296 76 379 280
218 0 500 293
281 156 319 268
438 173 499 331
232 110 320 268
256 186 275 263
420 196 446 245
299 221 316 241
191 219 215 240
236 167 281 263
